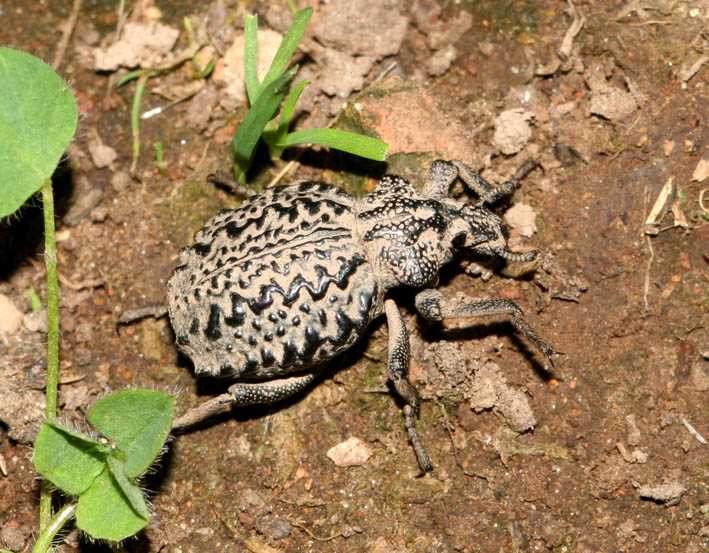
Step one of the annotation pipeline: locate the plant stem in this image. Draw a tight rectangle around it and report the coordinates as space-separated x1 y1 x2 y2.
41 178 59 421
31 503 76 553
39 177 60 531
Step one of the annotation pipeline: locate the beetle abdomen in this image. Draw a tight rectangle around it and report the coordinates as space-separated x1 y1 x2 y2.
167 182 382 379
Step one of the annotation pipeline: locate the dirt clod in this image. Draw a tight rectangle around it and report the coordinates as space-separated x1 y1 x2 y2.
492 109 533 155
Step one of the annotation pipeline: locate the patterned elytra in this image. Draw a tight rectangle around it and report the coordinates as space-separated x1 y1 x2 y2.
167 159 557 471
168 181 380 379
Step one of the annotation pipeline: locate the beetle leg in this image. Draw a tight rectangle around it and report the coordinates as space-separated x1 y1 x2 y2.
414 289 558 365
422 160 458 198
453 158 540 205
227 373 316 406
384 299 433 473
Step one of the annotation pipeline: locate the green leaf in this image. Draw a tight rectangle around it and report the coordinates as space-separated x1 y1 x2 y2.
106 456 151 520
257 7 312 96
87 389 175 479
76 466 148 541
0 47 78 217
231 66 298 184
33 421 108 495
279 128 388 161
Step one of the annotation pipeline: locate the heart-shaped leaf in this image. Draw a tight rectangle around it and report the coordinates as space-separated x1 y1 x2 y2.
87 389 174 478
33 421 107 495
76 466 149 541
0 47 77 217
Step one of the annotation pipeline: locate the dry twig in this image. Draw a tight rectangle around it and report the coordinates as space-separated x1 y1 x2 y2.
51 0 83 70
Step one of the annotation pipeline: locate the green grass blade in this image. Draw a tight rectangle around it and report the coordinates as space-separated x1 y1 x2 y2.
244 13 260 105
116 69 144 87
279 128 388 161
262 79 309 154
259 7 312 92
277 79 309 136
231 66 298 183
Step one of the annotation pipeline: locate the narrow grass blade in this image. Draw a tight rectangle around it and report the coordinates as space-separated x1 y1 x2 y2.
259 7 312 93
277 79 309 137
244 13 260 105
279 128 388 161
262 79 309 155
231 66 298 183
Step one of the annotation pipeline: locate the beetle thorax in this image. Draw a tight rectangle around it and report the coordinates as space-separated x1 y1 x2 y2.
354 176 455 290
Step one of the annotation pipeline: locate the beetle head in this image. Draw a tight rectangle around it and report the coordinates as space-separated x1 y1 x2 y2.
447 202 537 263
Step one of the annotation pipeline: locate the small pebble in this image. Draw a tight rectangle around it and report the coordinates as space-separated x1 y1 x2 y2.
255 516 291 540
23 309 48 333
327 436 373 467
0 293 24 334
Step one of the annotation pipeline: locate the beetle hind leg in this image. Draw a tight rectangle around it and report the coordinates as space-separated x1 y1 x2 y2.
227 373 317 406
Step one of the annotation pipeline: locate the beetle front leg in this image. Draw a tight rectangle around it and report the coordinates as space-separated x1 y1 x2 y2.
384 299 433 473
415 289 558 365
453 158 540 205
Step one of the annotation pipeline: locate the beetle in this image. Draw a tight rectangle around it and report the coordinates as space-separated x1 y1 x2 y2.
166 159 557 471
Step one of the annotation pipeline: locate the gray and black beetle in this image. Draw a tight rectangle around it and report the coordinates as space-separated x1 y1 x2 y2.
167 159 557 471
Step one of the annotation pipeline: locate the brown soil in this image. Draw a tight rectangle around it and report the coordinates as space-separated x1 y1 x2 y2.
1 1 708 552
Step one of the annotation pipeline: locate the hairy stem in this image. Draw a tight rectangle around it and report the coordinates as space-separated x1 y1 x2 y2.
39 177 60 531
32 503 76 553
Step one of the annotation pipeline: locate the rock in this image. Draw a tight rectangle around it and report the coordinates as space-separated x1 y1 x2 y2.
23 309 48 333
311 0 407 59
1 523 27 552
341 77 481 163
111 171 132 193
0 294 24 334
426 11 473 50
88 134 118 168
426 44 457 77
255 516 291 540
314 47 375 99
93 22 180 70
504 203 538 237
589 86 637 121
238 488 270 518
213 29 283 110
326 437 373 467
637 481 686 504
691 158 709 182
